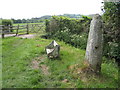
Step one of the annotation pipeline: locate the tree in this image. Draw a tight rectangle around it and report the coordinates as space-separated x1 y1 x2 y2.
1 19 13 33
2 19 13 26
22 19 27 23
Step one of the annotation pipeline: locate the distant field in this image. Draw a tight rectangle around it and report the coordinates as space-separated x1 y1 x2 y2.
13 23 44 26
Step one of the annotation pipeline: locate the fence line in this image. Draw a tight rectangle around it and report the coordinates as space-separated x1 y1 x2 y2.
0 24 44 38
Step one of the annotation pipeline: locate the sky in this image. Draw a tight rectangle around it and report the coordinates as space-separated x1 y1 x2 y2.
0 0 103 19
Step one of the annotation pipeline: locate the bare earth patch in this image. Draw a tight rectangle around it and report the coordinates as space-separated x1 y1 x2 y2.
62 79 69 83
31 55 50 75
40 65 50 75
31 60 40 69
68 63 99 83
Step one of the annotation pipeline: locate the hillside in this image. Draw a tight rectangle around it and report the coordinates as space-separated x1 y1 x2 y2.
2 36 118 88
11 14 88 23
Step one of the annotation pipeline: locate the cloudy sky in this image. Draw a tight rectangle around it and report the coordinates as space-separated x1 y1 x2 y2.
0 0 103 19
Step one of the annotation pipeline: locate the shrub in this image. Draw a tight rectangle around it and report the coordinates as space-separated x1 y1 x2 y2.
45 16 91 49
70 33 88 49
2 19 13 26
0 19 2 25
102 2 120 62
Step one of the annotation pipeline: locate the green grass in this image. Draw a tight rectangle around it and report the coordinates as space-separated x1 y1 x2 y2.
2 37 118 88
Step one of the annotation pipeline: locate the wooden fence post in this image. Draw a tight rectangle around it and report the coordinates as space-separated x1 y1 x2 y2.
16 24 19 36
26 24 29 34
2 25 4 38
8 25 10 32
10 25 13 32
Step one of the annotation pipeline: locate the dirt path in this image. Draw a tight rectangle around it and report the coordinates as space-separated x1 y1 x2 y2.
1 34 16 38
17 34 36 39
1 34 36 39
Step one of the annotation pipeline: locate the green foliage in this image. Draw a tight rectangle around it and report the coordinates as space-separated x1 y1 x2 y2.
0 19 2 25
71 33 88 49
45 16 91 49
2 19 13 26
102 2 120 62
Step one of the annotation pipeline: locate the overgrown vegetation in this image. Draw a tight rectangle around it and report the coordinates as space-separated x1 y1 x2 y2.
102 2 120 64
2 37 118 88
45 16 91 49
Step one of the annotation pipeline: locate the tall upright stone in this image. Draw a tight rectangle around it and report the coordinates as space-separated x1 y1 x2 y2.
85 14 103 73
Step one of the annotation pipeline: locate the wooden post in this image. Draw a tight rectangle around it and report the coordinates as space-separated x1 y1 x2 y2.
16 24 19 36
26 24 29 34
2 25 4 38
8 25 10 32
10 25 13 32
2 25 5 38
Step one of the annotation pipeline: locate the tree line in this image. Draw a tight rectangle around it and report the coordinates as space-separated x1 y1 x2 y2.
0 14 87 24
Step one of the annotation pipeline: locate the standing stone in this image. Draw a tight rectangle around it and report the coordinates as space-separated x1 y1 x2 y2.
85 14 103 73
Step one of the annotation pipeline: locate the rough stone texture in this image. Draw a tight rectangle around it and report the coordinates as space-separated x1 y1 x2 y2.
45 40 60 58
85 14 103 73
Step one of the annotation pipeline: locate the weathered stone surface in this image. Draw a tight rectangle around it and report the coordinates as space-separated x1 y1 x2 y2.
45 40 60 58
85 14 103 73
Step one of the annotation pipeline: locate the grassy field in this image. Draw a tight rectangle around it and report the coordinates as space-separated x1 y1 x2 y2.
2 36 118 88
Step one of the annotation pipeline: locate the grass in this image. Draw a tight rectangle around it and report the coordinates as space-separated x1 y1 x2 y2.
2 36 119 88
